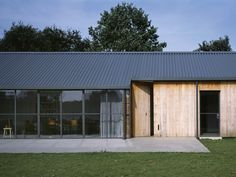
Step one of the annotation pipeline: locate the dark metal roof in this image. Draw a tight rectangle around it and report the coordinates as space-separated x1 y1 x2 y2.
0 52 236 89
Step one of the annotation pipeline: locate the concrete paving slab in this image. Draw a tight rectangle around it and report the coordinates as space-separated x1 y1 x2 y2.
0 137 209 153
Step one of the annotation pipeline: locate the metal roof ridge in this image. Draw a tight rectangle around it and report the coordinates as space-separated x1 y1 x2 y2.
0 51 236 55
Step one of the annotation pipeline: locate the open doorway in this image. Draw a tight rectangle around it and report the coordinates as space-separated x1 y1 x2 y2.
200 91 220 137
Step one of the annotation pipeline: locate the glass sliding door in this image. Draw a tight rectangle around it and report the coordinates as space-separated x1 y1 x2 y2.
1 89 126 139
84 90 106 137
62 91 83 138
100 90 124 138
40 91 61 138
0 90 15 138
16 90 37 138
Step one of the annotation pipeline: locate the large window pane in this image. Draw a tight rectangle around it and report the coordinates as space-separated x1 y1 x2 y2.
0 90 15 113
40 115 60 135
100 90 124 138
100 113 123 138
0 115 14 135
62 91 82 113
62 115 82 135
85 90 106 113
108 90 123 114
16 115 37 135
85 115 100 136
16 90 37 113
40 91 60 113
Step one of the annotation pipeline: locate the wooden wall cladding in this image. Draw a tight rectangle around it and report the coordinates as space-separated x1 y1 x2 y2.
131 81 236 138
132 83 151 137
199 82 236 137
153 82 196 137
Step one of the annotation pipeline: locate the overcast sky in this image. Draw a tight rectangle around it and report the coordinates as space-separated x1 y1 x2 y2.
0 0 235 51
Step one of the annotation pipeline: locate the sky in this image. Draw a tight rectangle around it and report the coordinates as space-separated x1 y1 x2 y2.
0 0 235 51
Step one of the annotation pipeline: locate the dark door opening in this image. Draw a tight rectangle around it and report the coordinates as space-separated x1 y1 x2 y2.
200 91 220 136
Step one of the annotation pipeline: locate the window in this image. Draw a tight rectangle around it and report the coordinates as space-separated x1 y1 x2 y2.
40 91 61 136
0 90 15 114
0 90 15 135
16 115 37 136
62 91 82 113
0 89 126 139
40 91 60 113
100 90 124 138
40 115 60 135
16 90 37 136
62 91 83 136
16 90 37 113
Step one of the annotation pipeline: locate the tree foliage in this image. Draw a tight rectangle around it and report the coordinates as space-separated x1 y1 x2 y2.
0 22 90 51
196 36 232 51
89 3 166 51
0 22 40 51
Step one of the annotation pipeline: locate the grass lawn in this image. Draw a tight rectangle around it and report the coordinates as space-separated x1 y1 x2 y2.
0 139 236 177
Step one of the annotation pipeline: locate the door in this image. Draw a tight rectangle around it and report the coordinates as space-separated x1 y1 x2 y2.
132 83 152 137
200 91 220 136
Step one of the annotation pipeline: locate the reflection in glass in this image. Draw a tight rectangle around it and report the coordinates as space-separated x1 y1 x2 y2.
40 115 60 135
16 115 37 135
62 91 82 113
16 90 37 113
40 91 60 113
85 90 106 113
85 115 100 136
0 90 15 113
63 115 82 135
108 90 123 114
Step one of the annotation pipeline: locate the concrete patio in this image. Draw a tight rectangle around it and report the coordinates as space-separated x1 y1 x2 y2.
0 137 209 153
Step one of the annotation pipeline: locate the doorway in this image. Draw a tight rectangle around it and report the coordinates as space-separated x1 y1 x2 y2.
200 91 220 136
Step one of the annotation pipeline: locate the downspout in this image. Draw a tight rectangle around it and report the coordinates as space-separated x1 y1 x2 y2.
196 81 199 138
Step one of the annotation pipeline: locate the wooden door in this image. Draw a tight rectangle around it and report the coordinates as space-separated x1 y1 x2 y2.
132 83 151 137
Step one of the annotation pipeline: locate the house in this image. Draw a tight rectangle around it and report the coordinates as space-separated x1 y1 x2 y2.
0 52 236 139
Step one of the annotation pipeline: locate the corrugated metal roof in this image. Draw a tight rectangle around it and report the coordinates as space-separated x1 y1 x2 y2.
0 52 236 89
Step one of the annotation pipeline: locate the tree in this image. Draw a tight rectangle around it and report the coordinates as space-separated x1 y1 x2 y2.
0 22 41 51
196 36 232 51
0 22 90 51
89 3 166 51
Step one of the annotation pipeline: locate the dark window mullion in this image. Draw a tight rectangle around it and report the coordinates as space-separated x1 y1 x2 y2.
14 90 16 137
60 92 62 137
37 91 40 137
82 90 85 138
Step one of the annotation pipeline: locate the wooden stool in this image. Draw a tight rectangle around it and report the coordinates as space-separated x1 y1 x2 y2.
3 128 12 138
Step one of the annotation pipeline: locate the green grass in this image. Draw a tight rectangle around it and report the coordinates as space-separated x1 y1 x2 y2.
0 139 236 177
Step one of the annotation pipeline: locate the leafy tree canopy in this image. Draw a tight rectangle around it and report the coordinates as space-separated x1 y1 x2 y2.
89 3 166 51
196 35 232 51
0 22 90 51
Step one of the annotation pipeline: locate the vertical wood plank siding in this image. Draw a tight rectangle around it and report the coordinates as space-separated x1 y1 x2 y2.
153 82 196 137
199 82 236 137
132 82 236 137
132 83 151 137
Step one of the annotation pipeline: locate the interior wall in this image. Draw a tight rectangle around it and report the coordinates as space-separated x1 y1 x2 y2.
153 82 196 137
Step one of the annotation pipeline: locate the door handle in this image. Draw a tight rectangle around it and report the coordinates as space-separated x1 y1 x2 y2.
158 124 159 130
216 114 220 119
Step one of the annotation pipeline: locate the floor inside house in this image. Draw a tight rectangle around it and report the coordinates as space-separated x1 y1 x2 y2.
0 137 209 153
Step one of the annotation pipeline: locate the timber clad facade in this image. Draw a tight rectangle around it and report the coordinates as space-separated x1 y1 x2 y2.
1 52 236 139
